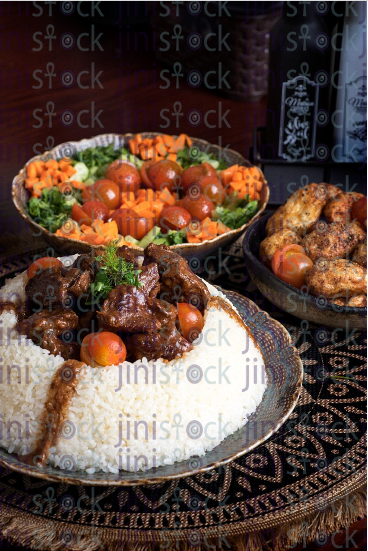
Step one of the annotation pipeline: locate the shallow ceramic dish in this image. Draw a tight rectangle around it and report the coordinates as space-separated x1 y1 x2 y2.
243 212 367 329
0 288 302 487
12 133 269 259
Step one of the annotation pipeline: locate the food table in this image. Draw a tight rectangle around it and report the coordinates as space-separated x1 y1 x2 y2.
0 4 366 549
0 232 365 551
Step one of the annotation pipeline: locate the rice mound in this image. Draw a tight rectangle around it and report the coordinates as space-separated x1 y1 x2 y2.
0 255 267 473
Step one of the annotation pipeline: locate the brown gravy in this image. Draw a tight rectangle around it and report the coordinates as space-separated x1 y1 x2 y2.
0 301 27 322
22 359 84 467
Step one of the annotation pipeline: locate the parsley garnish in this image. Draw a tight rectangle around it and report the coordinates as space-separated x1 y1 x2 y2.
86 240 141 306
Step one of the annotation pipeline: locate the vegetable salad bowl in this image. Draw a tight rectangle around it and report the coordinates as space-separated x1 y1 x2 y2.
12 133 269 259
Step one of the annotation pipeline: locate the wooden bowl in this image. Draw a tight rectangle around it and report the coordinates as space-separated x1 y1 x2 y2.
12 133 269 259
242 212 367 329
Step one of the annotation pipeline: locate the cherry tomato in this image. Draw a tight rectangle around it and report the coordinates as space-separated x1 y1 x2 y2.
351 196 367 226
71 203 92 226
81 332 126 367
180 195 215 222
197 175 224 204
181 163 217 193
140 160 156 187
271 244 306 274
105 161 141 192
177 303 204 342
27 257 62 279
83 179 120 210
82 200 110 222
159 206 191 233
271 245 313 289
146 160 183 192
111 208 154 240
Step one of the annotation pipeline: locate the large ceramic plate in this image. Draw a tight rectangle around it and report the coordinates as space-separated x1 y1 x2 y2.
12 133 269 259
0 287 302 486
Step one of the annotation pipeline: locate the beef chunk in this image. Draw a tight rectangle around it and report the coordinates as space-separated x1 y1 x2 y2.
41 331 80 359
117 245 139 268
26 266 91 310
139 263 160 299
77 310 98 335
97 285 158 333
72 254 99 278
17 309 79 335
17 309 80 360
145 244 209 311
126 299 192 361
68 271 91 298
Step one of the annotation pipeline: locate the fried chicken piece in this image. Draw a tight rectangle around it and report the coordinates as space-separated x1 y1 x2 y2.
260 229 302 267
333 295 367 307
301 221 366 262
305 259 367 298
323 192 364 223
352 239 367 268
265 183 327 237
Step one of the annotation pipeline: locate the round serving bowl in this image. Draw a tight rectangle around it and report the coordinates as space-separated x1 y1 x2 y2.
0 287 302 487
12 133 269 259
243 212 367 329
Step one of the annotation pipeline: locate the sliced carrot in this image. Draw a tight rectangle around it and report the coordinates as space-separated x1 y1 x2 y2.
255 180 263 192
217 222 230 235
167 153 177 162
135 134 143 144
232 172 243 182
229 181 245 192
185 135 193 147
187 233 201 243
26 162 38 179
70 180 87 189
45 159 58 170
162 134 175 147
65 165 76 177
25 177 39 189
134 201 152 213
129 138 140 156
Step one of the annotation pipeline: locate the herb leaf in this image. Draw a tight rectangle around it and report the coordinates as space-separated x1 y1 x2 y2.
176 145 228 170
214 198 259 230
27 186 77 233
86 240 142 306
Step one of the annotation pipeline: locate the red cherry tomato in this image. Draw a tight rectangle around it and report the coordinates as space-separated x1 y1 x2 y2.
180 195 215 222
81 332 126 367
140 160 156 187
159 206 191 233
105 161 141 192
181 163 217 193
111 208 154 240
27 257 62 279
177 303 204 342
271 245 313 289
146 160 183 192
83 179 120 210
351 196 367 226
71 203 92 226
197 175 224 204
82 200 110 222
271 244 306 274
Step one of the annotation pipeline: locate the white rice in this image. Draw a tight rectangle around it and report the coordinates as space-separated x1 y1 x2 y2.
0 256 267 473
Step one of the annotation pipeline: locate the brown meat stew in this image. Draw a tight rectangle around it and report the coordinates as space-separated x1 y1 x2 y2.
14 244 209 363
